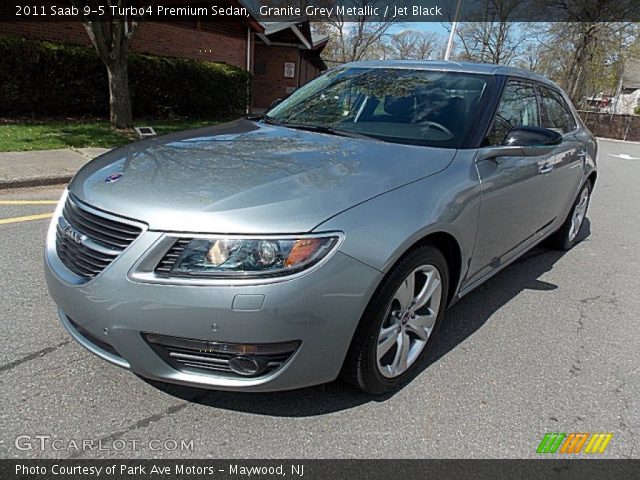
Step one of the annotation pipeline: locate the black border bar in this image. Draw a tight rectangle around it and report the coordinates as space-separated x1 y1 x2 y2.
1 0 640 22
2 459 640 480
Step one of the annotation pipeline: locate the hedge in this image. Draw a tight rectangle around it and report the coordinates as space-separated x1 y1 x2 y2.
0 37 251 118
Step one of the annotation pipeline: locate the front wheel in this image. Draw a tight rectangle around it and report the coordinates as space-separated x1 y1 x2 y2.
341 245 449 395
549 180 592 250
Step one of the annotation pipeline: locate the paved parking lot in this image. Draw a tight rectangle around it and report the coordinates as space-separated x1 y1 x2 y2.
0 139 638 459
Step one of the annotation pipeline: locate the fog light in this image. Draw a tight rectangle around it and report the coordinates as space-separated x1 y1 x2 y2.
229 355 266 376
142 333 301 378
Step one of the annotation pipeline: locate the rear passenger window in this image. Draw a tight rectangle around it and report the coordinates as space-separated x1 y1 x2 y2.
539 86 576 134
485 81 539 146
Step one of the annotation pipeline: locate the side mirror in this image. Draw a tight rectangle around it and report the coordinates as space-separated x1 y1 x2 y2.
269 98 283 110
478 126 561 162
502 126 562 147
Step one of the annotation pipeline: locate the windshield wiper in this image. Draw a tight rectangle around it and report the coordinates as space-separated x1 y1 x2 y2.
247 117 379 141
281 123 378 141
246 113 283 126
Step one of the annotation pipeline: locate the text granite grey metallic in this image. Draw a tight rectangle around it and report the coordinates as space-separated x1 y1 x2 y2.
45 60 597 394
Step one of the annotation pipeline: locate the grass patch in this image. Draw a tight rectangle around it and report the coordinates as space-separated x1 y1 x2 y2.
0 119 221 152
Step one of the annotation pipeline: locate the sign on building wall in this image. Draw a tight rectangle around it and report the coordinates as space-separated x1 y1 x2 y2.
284 62 295 78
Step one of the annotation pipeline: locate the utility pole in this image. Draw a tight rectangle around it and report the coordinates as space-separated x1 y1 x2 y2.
444 0 463 60
611 60 625 114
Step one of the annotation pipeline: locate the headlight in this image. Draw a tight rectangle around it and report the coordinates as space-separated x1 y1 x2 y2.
164 235 340 278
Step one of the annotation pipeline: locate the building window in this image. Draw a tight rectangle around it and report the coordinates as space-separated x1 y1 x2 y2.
255 63 266 75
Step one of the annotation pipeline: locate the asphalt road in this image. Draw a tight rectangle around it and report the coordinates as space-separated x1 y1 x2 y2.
0 139 638 459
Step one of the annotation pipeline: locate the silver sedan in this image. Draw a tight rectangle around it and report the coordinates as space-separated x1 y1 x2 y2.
45 61 597 394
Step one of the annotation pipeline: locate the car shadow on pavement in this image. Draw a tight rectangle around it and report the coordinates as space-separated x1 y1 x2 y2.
145 221 590 417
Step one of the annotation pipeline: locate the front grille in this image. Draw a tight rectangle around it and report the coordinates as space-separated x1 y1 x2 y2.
144 333 299 378
55 195 143 280
68 317 120 358
154 238 191 275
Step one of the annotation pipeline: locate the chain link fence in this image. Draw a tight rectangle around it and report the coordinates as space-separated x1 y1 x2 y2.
578 111 639 141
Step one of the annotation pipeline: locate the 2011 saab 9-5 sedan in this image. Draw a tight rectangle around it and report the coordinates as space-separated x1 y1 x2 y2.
45 61 597 394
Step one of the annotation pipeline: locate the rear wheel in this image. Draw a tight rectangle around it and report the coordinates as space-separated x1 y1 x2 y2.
341 245 449 395
549 180 592 250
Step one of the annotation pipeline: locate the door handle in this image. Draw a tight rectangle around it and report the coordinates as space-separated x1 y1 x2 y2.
539 162 553 174
577 151 588 165
577 150 589 169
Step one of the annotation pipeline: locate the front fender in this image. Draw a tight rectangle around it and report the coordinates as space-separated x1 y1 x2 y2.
315 150 481 297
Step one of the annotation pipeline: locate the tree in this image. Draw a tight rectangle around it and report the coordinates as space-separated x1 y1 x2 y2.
414 31 443 60
530 22 638 107
330 21 396 63
514 38 545 72
452 0 530 65
310 0 398 65
388 30 442 60
73 1 146 129
389 30 418 59
527 0 639 106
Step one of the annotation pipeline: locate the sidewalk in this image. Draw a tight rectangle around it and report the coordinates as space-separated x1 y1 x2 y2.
0 148 110 189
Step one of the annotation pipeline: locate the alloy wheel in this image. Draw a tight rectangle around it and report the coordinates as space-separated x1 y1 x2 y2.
376 265 443 378
568 187 590 242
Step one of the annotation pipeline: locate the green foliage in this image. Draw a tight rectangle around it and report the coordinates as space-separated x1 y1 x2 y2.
0 37 251 118
0 38 106 115
0 119 219 152
634 105 640 117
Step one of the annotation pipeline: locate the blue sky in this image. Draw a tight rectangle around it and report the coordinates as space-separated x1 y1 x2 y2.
388 22 450 37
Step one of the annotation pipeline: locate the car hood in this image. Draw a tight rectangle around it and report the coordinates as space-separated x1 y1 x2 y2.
69 119 456 233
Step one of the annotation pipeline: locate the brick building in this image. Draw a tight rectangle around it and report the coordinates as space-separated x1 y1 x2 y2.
252 20 328 110
0 1 327 112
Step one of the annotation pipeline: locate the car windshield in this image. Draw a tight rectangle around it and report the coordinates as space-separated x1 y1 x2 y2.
268 67 491 148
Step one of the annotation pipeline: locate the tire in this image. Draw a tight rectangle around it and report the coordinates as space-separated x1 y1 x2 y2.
548 180 592 250
341 245 449 395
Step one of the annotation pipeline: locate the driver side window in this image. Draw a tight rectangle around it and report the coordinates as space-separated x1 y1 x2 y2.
485 81 539 146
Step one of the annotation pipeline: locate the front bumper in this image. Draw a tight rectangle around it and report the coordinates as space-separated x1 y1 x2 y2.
45 218 382 392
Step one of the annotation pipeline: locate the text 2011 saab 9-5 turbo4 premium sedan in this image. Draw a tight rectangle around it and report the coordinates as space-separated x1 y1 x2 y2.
45 61 596 394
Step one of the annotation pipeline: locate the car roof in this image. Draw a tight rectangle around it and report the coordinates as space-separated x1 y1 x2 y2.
340 60 563 91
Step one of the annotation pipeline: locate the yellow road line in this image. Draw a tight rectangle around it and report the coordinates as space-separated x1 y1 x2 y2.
0 213 53 225
0 200 58 205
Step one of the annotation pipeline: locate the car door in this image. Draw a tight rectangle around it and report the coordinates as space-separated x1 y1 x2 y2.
467 79 552 282
537 85 585 223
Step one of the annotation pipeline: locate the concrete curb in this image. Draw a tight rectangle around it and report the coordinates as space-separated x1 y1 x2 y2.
0 175 72 190
596 137 640 145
